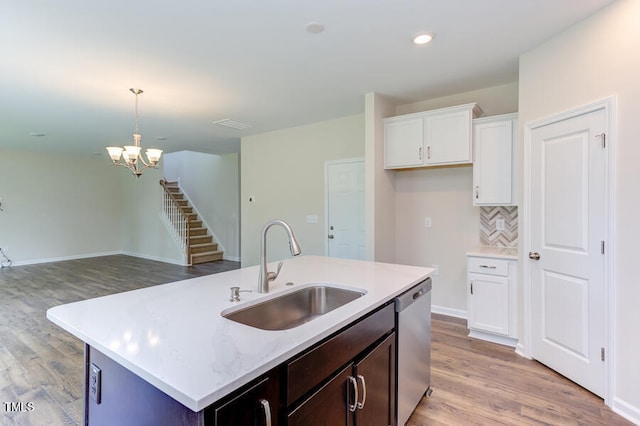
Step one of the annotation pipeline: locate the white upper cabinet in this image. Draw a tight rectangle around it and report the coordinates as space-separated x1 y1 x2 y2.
383 117 424 168
384 103 481 169
472 113 517 206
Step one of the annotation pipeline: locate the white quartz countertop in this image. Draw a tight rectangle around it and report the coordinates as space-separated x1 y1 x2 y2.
47 255 432 411
466 246 518 260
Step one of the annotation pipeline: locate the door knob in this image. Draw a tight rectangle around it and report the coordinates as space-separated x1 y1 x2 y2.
529 252 541 260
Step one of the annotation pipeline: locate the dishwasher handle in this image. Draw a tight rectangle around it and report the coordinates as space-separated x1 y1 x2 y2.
394 278 431 312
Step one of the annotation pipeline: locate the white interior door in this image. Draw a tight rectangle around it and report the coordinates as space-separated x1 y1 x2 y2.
326 159 365 260
529 107 607 397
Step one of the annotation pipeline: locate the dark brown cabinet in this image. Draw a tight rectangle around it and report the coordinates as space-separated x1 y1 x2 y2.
286 304 396 426
287 333 396 426
206 368 280 426
354 333 396 426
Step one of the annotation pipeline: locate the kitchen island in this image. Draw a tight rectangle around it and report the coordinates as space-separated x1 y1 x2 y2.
47 255 432 425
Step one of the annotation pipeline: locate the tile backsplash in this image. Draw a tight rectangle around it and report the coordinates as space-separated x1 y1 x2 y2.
480 206 518 247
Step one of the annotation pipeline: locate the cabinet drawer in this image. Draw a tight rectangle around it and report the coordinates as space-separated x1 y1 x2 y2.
468 257 509 276
286 303 394 405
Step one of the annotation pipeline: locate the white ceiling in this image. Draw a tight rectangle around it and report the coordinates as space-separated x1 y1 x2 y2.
1 0 614 157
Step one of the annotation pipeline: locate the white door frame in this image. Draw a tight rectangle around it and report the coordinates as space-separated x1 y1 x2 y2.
324 158 365 257
522 97 616 405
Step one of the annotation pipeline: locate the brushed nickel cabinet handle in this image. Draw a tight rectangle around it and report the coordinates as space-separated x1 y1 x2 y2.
259 399 272 426
356 374 367 410
348 376 358 412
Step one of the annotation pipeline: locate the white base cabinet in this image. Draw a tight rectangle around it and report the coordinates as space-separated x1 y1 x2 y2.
467 254 518 346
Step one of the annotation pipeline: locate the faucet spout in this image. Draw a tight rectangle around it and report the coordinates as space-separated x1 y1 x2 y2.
259 219 302 293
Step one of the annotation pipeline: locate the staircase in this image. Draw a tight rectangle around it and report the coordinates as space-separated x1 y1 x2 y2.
161 180 224 265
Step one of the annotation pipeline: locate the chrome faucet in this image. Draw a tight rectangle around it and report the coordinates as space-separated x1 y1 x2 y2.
259 219 302 293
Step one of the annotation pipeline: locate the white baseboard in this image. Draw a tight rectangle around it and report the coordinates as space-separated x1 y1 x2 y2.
121 251 187 266
10 251 121 267
468 329 518 348
10 251 236 268
612 397 640 425
431 304 467 319
223 255 241 262
515 342 531 359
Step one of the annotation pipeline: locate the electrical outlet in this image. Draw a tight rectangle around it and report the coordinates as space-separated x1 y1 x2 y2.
431 264 439 276
496 218 505 231
90 363 102 404
424 217 432 228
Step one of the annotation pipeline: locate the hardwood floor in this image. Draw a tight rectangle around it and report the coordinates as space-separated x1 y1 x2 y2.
408 314 631 426
0 255 239 426
0 257 631 425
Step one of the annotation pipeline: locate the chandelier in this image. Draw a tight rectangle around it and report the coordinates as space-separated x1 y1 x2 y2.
106 88 162 178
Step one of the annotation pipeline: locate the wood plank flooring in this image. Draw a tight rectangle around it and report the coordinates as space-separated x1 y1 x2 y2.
0 256 631 425
0 255 239 426
408 314 631 426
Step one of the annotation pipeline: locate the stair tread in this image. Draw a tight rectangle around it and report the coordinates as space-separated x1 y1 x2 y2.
191 243 218 249
192 249 223 255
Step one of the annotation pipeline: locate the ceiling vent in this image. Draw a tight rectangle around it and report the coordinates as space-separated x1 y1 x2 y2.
213 119 252 130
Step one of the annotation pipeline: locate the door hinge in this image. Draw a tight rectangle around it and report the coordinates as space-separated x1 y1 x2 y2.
470 282 474 295
601 240 605 254
601 347 605 361
596 133 606 148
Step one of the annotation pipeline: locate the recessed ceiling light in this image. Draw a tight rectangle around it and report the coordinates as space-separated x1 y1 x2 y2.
155 136 168 141
29 132 46 137
306 22 325 34
413 33 434 45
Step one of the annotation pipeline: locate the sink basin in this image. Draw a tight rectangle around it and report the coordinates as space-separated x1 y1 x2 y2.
222 285 365 330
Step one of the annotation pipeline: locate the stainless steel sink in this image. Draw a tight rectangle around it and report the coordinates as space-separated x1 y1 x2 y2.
222 285 365 330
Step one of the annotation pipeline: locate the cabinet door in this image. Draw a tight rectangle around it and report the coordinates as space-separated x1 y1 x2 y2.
212 372 278 426
468 273 510 336
354 333 396 426
287 365 352 426
424 109 472 165
473 117 515 205
384 117 424 169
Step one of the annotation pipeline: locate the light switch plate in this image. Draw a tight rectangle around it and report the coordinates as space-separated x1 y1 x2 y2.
424 217 432 228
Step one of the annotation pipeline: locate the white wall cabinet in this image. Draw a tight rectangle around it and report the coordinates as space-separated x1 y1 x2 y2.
467 254 518 346
384 103 481 169
472 113 517 206
383 117 424 168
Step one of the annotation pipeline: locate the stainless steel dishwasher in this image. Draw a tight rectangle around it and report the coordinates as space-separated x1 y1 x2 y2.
395 277 432 426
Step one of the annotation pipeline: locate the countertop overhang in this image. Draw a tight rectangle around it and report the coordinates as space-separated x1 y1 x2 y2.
47 255 433 411
466 246 518 260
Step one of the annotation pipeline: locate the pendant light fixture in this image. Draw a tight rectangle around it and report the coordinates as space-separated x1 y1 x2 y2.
106 88 162 178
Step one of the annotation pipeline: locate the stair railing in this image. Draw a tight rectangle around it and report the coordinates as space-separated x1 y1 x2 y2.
159 179 191 264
